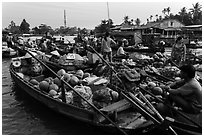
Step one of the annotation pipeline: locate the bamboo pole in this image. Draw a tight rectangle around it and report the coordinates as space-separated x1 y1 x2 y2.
25 50 127 135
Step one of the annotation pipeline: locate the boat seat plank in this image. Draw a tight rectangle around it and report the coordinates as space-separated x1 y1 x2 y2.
100 99 131 113
125 117 147 129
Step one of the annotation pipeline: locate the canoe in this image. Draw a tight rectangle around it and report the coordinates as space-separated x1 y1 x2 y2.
2 46 17 58
10 63 162 135
44 60 90 72
123 46 165 53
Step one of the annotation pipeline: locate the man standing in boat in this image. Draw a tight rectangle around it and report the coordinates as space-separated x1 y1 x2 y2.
6 33 14 48
101 32 116 63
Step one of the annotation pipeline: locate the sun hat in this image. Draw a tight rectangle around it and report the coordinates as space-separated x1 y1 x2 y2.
50 50 60 56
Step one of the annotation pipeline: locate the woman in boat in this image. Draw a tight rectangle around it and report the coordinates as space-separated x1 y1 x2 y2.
166 64 202 114
171 36 186 67
101 32 116 63
116 39 129 59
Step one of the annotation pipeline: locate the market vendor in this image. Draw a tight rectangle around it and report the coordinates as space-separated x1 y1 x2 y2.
116 39 129 59
171 36 186 67
165 64 202 114
21 53 43 76
49 50 60 63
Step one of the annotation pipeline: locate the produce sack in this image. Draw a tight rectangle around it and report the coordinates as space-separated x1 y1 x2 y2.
72 85 93 109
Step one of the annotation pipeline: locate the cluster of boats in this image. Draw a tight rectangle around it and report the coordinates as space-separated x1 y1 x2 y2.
7 36 202 135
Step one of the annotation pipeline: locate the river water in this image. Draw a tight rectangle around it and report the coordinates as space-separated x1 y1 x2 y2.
2 47 202 135
2 58 106 135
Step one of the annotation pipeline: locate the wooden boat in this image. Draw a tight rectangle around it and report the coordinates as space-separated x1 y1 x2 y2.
123 46 165 53
9 49 202 135
185 43 202 49
44 60 90 72
10 61 164 135
2 46 17 58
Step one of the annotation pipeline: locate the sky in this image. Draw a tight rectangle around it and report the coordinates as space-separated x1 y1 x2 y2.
1 0 203 30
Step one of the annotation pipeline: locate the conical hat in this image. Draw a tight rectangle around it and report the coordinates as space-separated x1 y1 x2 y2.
24 52 37 58
51 50 60 56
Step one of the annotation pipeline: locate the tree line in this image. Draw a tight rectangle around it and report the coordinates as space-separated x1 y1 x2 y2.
3 2 202 35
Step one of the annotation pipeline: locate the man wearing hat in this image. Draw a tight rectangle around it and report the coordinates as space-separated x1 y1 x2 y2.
49 50 60 63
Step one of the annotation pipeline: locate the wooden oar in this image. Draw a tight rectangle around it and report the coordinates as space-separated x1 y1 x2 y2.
88 45 177 135
139 86 202 129
25 50 127 135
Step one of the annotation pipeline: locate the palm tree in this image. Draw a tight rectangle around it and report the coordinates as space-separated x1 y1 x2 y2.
189 2 202 24
101 19 107 25
135 18 141 26
166 7 171 16
130 19 134 25
162 8 167 16
179 7 187 23
155 14 159 21
123 15 129 24
189 2 202 18
159 16 162 21
149 15 153 22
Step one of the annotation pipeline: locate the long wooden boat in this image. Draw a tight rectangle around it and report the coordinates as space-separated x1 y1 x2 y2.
123 46 165 53
44 60 90 72
9 48 202 134
10 63 163 135
2 45 17 58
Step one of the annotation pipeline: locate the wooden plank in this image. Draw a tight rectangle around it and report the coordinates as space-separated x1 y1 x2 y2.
126 117 147 129
100 99 131 113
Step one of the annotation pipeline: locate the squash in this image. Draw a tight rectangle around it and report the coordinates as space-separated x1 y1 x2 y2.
30 79 39 85
83 72 90 79
148 82 156 89
44 77 53 84
57 69 66 77
53 77 61 87
49 89 58 96
49 83 59 91
152 87 163 95
63 73 71 82
39 81 50 92
75 70 84 79
69 75 79 86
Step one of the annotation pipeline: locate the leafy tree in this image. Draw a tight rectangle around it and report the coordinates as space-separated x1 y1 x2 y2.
135 18 141 26
32 27 40 34
166 7 171 16
189 2 202 24
149 15 153 21
8 21 20 34
123 15 130 24
155 14 159 21
179 7 188 23
38 24 52 34
19 19 30 33
94 19 114 34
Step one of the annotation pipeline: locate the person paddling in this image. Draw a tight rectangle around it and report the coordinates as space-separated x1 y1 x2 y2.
165 64 202 114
